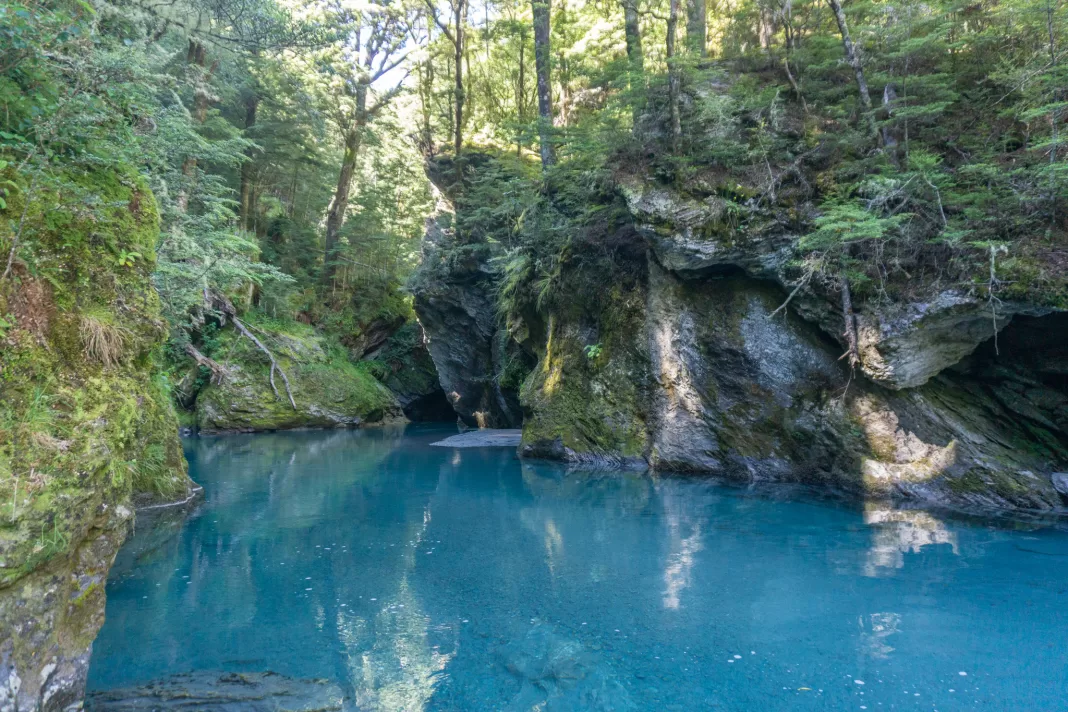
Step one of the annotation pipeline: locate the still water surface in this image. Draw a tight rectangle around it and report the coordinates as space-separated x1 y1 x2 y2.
87 425 1068 711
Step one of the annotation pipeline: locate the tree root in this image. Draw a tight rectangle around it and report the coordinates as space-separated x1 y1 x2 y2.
202 288 297 410
232 316 297 409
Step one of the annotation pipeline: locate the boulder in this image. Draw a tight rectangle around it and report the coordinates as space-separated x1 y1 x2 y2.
192 324 402 433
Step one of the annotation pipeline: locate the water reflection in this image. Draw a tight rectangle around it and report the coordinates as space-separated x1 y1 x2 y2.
862 505 959 576
658 484 704 610
88 427 1068 712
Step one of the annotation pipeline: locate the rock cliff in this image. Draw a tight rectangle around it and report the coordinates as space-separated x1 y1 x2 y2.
0 167 197 711
412 151 1067 513
516 172 1068 513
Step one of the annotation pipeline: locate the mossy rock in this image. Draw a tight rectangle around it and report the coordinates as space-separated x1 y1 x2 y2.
0 164 194 710
192 321 403 433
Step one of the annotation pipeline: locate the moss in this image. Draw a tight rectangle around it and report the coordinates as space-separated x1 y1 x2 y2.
521 279 650 461
0 164 191 591
193 318 402 432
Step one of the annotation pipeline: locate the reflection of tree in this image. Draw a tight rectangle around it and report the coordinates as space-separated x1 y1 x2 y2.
862 506 959 576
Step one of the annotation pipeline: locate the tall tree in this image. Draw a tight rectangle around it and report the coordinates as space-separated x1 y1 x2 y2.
620 0 644 125
239 88 259 232
826 0 877 140
426 0 468 156
667 0 681 151
176 39 218 214
532 0 555 167
322 2 411 279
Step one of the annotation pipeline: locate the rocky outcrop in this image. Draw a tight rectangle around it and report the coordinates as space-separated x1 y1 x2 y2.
410 159 527 428
180 321 403 433
516 168 1068 513
367 321 455 421
0 167 196 711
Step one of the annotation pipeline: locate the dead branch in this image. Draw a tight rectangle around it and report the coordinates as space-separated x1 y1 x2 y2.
768 268 813 319
840 277 860 368
184 344 230 384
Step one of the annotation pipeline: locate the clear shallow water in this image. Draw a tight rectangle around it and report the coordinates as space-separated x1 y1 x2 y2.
87 425 1068 711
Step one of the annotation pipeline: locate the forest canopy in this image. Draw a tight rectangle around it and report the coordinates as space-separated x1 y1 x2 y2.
2 0 1067 369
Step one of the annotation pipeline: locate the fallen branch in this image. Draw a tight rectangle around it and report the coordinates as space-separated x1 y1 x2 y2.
184 344 230 384
768 269 813 320
988 243 1008 356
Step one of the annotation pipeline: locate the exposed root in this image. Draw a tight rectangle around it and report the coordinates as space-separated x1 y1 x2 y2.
203 289 297 409
232 315 297 409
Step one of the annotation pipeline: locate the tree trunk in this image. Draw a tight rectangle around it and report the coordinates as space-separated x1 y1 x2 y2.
324 128 362 274
532 0 555 168
177 39 215 214
453 0 466 156
686 0 706 57
517 30 526 155
667 0 682 152
621 0 644 126
239 92 259 231
826 0 877 140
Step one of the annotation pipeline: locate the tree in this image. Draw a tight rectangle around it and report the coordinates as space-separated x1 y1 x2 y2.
667 0 682 151
826 0 877 140
686 0 706 57
320 0 412 280
531 0 554 167
425 0 468 155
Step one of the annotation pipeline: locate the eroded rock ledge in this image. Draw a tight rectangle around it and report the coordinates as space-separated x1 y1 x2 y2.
515 175 1068 513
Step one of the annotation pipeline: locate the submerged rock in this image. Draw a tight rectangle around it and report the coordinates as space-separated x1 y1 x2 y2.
85 672 345 711
497 622 635 712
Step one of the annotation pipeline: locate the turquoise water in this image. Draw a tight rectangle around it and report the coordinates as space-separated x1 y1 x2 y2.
87 425 1068 711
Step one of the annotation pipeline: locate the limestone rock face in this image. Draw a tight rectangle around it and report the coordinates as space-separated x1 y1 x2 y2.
852 292 1047 389
619 177 790 277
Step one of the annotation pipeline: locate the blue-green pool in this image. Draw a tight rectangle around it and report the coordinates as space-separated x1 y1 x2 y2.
86 425 1068 710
